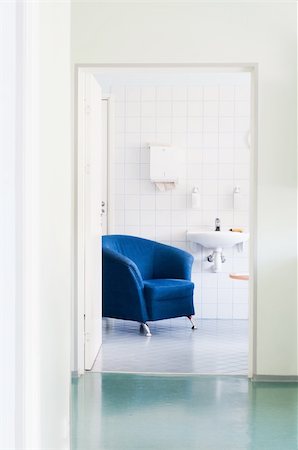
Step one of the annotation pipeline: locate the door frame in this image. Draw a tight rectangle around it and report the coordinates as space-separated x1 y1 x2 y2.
74 63 258 378
102 95 116 234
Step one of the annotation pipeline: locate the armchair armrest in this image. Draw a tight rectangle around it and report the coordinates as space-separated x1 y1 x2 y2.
153 243 194 280
102 248 148 322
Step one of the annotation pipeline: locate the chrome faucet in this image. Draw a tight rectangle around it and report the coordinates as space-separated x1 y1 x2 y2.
215 218 221 231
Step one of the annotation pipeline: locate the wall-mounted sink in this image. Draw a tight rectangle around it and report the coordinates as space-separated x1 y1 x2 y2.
187 230 249 250
187 230 249 272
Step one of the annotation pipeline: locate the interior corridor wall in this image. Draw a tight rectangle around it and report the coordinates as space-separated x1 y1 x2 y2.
22 2 72 449
71 1 297 377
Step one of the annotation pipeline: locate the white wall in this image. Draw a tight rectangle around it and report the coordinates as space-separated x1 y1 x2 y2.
0 3 18 448
21 2 72 449
72 1 297 377
98 70 251 320
35 3 71 448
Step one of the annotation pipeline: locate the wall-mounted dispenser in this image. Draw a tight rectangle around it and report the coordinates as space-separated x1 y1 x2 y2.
191 186 201 209
149 145 178 191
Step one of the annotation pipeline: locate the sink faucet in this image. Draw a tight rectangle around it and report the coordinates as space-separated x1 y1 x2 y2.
215 218 221 231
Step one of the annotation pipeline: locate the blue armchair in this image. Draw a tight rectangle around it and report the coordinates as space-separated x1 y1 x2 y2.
102 235 196 336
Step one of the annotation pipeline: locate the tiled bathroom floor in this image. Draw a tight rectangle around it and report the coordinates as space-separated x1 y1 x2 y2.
92 318 248 375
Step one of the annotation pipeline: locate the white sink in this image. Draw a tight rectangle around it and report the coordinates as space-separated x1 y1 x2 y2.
187 230 249 250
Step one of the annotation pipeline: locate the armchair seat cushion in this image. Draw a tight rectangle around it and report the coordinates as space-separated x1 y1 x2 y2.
144 279 194 302
143 278 195 321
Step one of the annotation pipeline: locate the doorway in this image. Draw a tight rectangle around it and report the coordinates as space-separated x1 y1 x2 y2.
75 65 257 378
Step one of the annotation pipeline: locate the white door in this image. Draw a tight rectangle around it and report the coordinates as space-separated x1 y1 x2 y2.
101 98 108 235
84 73 103 370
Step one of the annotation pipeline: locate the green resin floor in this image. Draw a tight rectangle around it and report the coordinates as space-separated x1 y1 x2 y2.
72 373 298 450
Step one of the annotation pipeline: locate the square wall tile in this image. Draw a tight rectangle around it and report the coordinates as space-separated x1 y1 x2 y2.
235 85 250 101
124 225 140 236
125 163 139 180
188 148 203 164
156 86 172 101
115 117 125 133
204 101 219 117
115 102 125 117
125 195 140 210
140 226 156 240
219 148 234 164
219 164 234 180
203 180 218 196
125 147 140 163
204 86 219 101
188 117 203 133
172 195 187 210
172 210 187 226
188 133 203 148
156 101 172 117
203 133 218 148
219 101 234 117
219 117 234 133
233 303 248 320
111 86 125 101
125 86 141 101
125 210 140 226
156 195 171 210
201 304 218 319
220 86 234 101
126 117 141 133
140 210 155 226
171 227 186 241
125 180 140 195
139 164 149 180
140 180 156 195
173 117 187 133
235 101 250 116
126 102 141 117
218 304 233 319
141 87 156 101
114 179 125 195
140 195 155 210
172 86 187 101
156 210 171 226
125 133 140 148
141 117 156 133
203 149 218 164
141 102 156 117
156 117 172 133
171 101 186 117
188 101 203 117
156 227 172 242
188 86 203 101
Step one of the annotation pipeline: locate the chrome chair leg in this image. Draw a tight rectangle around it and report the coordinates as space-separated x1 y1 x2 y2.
140 322 152 337
187 315 197 330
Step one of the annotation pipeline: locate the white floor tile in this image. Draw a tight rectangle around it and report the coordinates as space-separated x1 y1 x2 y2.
92 318 248 375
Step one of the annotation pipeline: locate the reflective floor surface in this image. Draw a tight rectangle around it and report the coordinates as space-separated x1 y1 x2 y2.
72 373 298 450
92 318 248 374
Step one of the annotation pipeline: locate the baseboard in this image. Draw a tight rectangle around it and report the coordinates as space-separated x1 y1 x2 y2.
252 374 298 382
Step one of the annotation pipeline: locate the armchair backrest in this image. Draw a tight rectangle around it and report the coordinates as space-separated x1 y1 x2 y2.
102 235 156 280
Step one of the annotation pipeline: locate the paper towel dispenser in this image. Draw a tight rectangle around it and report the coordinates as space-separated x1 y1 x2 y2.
149 145 178 191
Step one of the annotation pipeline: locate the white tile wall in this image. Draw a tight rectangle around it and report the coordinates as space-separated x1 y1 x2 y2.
106 80 251 320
